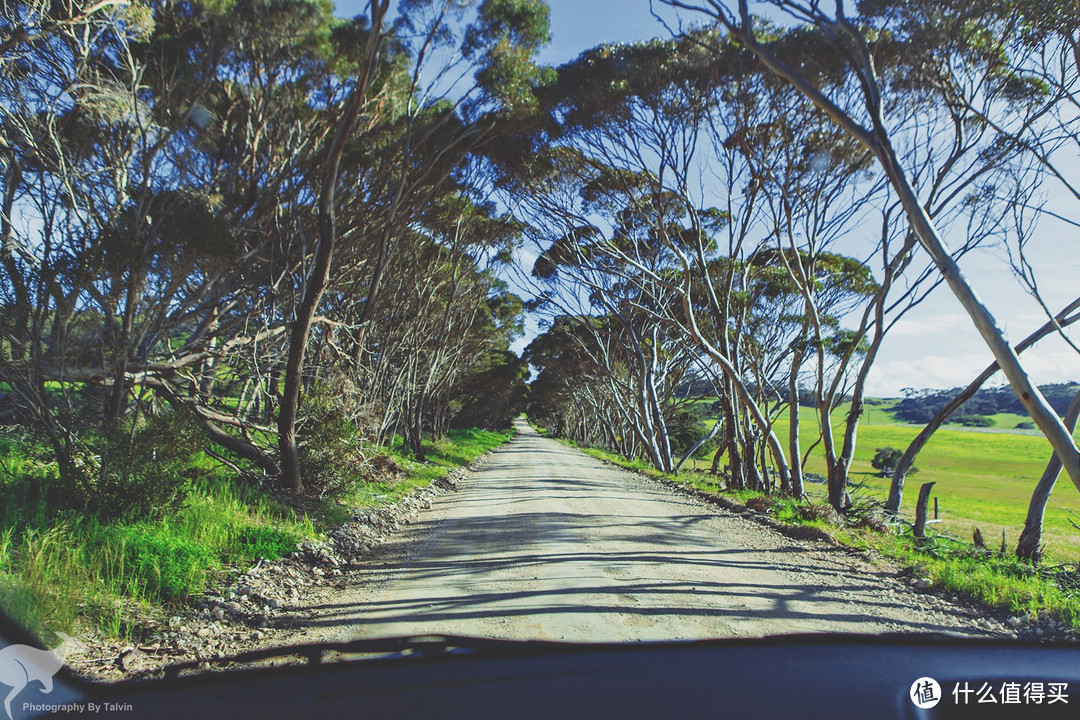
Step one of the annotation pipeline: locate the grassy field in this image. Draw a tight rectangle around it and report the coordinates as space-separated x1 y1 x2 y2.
771 401 1080 561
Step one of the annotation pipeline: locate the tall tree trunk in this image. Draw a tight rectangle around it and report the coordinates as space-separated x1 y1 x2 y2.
819 399 848 511
199 308 220 397
744 419 764 491
878 139 1080 493
787 357 804 499
723 390 744 489
407 395 426 461
710 440 724 475
278 2 389 493
1016 387 1080 562
0 150 28 362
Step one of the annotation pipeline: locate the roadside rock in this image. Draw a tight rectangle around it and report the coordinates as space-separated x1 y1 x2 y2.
119 648 149 674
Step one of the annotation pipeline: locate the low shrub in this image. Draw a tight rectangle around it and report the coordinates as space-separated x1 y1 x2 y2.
297 382 370 496
87 410 205 519
797 502 845 526
955 415 994 428
745 495 773 514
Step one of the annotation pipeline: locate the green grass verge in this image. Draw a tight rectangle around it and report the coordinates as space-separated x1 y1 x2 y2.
834 527 1080 626
0 427 513 641
0 475 316 639
554 431 1080 631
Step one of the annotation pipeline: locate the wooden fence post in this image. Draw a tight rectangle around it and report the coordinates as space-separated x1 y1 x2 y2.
914 481 937 539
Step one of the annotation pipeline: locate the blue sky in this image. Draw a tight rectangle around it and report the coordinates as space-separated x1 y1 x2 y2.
332 0 677 54
331 0 1080 396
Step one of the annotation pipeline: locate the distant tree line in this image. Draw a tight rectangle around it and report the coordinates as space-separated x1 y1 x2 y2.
895 384 1080 425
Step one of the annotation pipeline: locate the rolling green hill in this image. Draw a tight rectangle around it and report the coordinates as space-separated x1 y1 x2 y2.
696 397 1080 560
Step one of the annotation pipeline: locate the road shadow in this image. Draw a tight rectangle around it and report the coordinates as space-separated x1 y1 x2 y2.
277 420 991 641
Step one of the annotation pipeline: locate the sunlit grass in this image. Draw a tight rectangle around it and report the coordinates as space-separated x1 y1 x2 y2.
0 474 315 639
793 412 1080 561
834 527 1080 627
336 428 515 509
0 427 513 640
693 402 1080 560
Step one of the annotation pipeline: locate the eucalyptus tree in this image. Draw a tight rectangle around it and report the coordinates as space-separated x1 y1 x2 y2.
449 347 530 430
934 0 1080 556
276 0 551 491
277 0 392 493
0 0 142 59
0 0 365 494
525 317 639 455
513 34 889 496
527 174 701 473
506 36 781 485
0 0 545 504
716 68 891 506
143 0 350 474
394 198 524 458
319 177 525 455
660 0 1080 495
0 0 240 487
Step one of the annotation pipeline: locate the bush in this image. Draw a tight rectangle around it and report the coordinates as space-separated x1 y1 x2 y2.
798 502 845 526
956 415 994 427
667 407 718 459
296 380 370 496
0 458 66 531
0 411 202 526
87 410 205 519
848 503 891 533
872 447 898 476
745 495 773 514
870 447 918 477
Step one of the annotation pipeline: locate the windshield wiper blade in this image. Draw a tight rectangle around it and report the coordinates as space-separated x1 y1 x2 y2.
162 634 573 677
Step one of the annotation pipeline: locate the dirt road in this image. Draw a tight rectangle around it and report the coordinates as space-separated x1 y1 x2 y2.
294 420 1003 643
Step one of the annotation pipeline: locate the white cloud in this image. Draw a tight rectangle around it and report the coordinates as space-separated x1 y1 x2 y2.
887 313 969 338
866 347 1080 397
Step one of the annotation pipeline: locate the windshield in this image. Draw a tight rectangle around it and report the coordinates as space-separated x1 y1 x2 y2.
1 0 1078 706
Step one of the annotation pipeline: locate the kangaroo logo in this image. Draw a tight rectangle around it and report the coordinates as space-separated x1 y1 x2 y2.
0 633 83 720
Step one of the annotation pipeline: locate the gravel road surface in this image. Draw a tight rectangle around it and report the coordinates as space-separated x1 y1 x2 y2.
288 420 1004 644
